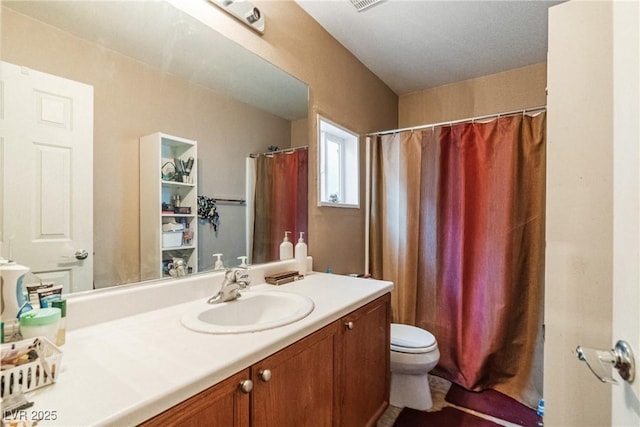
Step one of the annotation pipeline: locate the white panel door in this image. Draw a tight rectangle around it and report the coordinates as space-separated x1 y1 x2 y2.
0 61 93 293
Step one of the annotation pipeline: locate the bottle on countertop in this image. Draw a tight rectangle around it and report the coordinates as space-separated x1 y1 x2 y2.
295 232 307 274
279 231 293 260
51 299 67 346
536 398 544 427
213 253 225 270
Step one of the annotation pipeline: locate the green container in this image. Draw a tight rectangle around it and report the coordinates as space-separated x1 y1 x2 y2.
19 308 61 343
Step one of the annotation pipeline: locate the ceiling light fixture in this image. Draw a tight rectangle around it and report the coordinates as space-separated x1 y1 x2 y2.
350 0 386 13
208 0 265 34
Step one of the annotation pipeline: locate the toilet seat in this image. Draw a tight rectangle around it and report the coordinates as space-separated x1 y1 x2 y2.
391 323 437 354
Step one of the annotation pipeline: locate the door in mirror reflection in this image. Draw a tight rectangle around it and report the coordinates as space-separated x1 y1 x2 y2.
1 61 94 293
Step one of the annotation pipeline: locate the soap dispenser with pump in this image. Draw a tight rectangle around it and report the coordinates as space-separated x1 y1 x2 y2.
279 231 293 260
213 253 225 271
295 232 308 274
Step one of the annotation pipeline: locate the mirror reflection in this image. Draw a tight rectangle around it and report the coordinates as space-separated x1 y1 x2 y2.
1 1 309 292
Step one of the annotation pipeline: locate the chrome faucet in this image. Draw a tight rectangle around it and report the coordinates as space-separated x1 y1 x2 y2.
208 268 251 304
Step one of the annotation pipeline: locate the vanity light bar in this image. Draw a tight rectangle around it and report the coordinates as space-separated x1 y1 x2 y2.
208 0 265 34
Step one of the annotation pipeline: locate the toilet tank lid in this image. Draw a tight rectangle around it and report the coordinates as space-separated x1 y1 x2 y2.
390 323 436 348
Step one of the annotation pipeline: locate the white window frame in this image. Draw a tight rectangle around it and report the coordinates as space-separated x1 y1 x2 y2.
317 115 359 208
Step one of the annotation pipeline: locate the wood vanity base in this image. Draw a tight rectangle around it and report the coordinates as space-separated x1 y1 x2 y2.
141 293 390 427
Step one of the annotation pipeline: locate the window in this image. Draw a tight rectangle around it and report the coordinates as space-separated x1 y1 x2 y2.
318 116 359 208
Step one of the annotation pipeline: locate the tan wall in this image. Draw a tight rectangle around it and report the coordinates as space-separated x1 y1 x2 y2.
2 1 399 281
398 62 547 127
291 118 309 148
176 0 399 274
2 1 556 280
545 1 613 425
2 7 293 287
1 3 550 280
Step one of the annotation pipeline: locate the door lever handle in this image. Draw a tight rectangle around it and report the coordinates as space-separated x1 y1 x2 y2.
61 250 89 261
576 340 635 384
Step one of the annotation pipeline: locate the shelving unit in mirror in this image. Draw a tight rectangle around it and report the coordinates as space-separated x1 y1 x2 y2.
140 133 198 281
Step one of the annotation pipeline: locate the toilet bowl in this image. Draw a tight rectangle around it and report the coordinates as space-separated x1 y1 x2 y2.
390 323 440 410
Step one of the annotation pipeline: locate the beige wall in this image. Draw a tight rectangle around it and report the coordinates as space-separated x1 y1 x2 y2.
291 118 309 148
2 0 399 281
4 1 550 281
200 1 547 274
2 7 294 287
175 0 399 274
545 1 613 425
398 62 547 127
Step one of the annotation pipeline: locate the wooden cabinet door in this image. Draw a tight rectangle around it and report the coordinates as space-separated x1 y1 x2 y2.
338 293 391 427
251 322 340 427
139 369 250 427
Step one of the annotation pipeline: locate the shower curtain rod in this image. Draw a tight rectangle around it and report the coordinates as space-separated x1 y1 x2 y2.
249 145 308 158
366 105 547 137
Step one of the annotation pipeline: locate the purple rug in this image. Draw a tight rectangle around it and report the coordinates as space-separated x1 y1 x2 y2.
392 406 502 427
445 383 538 427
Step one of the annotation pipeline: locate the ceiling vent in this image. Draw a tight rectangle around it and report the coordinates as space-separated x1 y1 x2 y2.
350 0 385 12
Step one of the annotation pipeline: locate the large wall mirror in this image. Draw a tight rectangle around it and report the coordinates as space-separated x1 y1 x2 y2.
1 1 309 293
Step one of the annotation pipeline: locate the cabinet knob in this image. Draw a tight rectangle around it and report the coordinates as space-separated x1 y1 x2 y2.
239 379 253 394
345 321 354 330
259 369 272 382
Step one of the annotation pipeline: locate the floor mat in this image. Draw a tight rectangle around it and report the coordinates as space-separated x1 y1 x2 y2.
392 406 502 427
445 383 538 427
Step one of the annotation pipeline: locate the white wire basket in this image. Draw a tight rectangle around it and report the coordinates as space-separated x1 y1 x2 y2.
1 337 62 399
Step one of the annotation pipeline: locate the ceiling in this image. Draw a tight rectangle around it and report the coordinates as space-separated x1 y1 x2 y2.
295 0 563 95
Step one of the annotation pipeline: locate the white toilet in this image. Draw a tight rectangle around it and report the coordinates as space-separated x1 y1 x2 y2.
390 323 440 410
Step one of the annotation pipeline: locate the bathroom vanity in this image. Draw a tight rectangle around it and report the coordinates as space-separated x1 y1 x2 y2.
19 263 392 426
142 293 390 426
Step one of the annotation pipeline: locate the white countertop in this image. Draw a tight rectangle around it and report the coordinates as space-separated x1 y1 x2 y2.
18 270 392 426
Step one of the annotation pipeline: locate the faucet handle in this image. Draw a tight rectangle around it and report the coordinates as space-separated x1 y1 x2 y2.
234 269 251 287
224 268 237 281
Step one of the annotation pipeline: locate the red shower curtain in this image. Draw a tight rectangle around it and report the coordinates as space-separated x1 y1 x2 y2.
252 149 308 264
370 113 546 406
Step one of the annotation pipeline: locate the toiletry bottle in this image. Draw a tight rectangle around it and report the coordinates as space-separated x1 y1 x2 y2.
51 299 67 346
536 398 544 427
0 262 30 320
19 307 61 344
279 231 293 260
295 232 308 274
213 253 225 270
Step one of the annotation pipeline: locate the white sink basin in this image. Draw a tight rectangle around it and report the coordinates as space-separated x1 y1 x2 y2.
181 291 315 334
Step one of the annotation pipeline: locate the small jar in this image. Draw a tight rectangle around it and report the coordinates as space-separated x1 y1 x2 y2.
19 308 61 344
